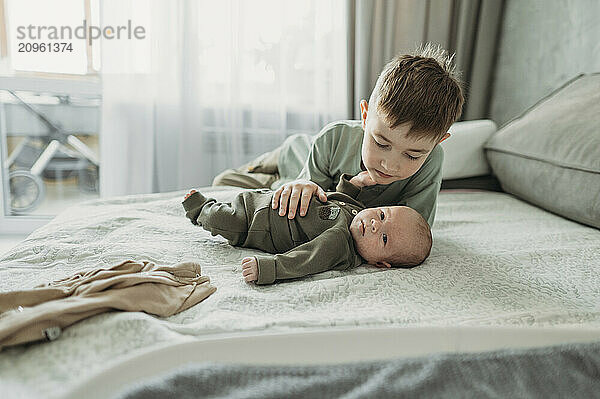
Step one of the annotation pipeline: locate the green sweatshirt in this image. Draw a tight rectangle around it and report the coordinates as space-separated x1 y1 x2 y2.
276 120 444 226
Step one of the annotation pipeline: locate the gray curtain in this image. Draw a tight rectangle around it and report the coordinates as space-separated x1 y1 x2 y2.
348 0 505 121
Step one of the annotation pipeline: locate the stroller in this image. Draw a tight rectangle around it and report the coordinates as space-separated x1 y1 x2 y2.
2 90 99 215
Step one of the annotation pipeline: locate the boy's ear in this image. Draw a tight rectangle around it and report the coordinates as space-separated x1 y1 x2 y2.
439 132 451 143
375 261 392 268
360 100 368 128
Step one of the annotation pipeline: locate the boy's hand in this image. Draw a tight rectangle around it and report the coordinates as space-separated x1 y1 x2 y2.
272 179 327 219
241 257 258 282
184 189 197 201
349 171 377 188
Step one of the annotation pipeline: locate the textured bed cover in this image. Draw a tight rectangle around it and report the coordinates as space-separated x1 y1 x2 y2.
0 188 599 397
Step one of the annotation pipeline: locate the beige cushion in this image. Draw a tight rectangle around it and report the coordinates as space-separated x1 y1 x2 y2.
485 73 600 229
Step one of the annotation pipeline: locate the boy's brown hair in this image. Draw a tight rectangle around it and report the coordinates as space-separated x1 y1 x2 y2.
370 43 464 142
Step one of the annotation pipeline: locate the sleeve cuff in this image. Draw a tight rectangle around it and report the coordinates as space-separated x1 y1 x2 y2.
255 256 276 285
336 174 361 198
182 192 209 225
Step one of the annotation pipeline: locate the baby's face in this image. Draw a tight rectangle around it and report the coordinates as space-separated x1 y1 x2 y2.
349 206 410 267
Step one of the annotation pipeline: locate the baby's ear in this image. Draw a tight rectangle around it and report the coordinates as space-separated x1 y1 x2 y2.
375 261 392 268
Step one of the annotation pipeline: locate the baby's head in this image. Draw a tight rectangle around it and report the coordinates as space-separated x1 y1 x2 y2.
349 206 432 268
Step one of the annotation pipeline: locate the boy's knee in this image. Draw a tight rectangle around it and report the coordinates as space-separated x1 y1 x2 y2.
247 148 280 174
212 168 278 189
212 169 237 187
212 169 251 188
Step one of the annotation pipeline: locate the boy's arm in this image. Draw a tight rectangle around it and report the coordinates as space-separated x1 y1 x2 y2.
272 130 334 218
401 145 444 226
272 127 338 218
273 122 361 218
404 180 442 226
253 227 355 285
296 128 334 190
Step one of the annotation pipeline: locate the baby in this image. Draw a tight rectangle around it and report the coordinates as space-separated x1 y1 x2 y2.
182 174 432 285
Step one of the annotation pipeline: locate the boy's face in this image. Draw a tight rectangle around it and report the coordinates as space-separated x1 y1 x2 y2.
360 99 450 184
349 206 409 268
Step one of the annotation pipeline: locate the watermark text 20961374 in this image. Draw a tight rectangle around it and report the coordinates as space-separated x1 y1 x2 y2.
18 42 73 53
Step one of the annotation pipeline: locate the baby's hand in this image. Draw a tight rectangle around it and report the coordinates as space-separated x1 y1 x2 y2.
241 257 258 283
349 171 377 188
184 189 197 201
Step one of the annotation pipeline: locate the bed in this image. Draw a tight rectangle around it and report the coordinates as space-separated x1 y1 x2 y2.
1 185 599 398
3 73 600 397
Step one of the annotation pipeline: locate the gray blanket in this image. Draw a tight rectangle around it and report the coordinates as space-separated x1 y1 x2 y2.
115 341 600 399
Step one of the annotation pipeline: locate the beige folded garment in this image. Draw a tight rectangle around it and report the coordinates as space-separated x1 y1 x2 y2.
0 260 216 351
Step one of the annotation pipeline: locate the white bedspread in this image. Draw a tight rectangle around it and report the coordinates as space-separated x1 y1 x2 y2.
1 188 599 397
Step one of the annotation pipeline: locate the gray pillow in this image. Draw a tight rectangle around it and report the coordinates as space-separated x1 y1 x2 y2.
485 73 600 229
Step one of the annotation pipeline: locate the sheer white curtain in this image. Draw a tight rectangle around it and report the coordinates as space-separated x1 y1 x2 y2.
99 0 349 197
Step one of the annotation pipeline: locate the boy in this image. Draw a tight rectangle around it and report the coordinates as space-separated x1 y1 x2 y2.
213 44 464 226
182 175 432 285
